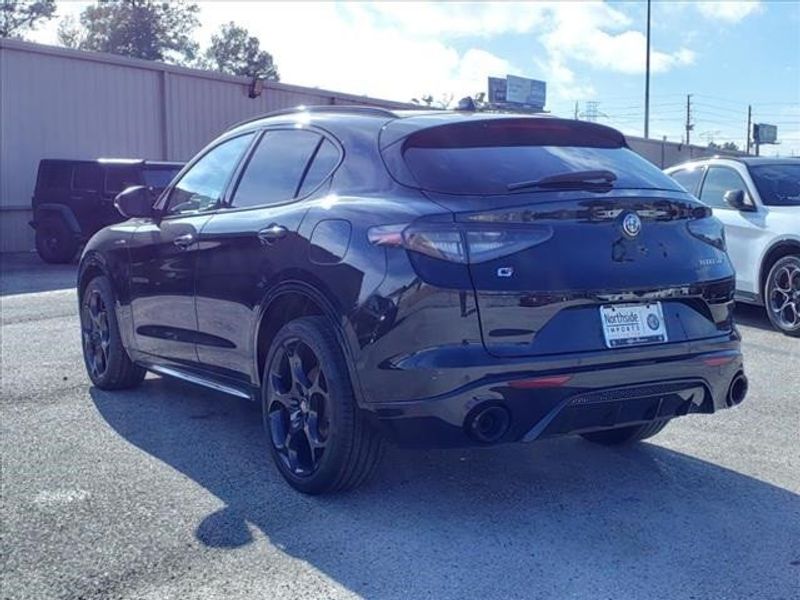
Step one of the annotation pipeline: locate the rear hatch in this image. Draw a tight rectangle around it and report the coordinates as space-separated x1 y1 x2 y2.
380 116 735 357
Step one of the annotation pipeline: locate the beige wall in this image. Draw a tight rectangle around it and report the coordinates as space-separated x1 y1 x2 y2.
0 39 411 252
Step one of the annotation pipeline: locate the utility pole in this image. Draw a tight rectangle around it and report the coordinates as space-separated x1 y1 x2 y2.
644 0 651 138
685 94 693 145
574 101 579 120
746 105 752 155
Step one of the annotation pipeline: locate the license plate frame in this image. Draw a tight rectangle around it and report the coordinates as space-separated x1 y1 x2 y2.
600 302 668 348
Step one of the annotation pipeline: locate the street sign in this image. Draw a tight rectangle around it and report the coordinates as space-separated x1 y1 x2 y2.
486 75 546 110
754 123 778 144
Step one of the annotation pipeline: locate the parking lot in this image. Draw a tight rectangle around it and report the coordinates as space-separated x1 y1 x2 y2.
1 253 798 600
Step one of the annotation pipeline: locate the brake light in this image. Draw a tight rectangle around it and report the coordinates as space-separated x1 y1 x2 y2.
687 216 726 251
368 223 552 264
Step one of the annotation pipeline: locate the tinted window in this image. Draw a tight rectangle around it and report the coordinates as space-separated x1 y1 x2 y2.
669 167 704 195
166 134 253 215
38 164 72 191
143 167 181 190
699 167 750 209
73 164 104 191
298 139 340 197
397 120 681 195
749 164 800 206
230 130 321 208
106 166 142 193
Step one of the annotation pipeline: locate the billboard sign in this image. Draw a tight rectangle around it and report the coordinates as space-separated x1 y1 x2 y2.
487 77 507 104
754 123 778 144
505 75 546 108
486 75 546 110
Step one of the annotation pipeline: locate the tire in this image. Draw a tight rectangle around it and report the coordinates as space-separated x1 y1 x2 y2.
35 216 79 264
580 419 670 446
764 255 800 337
80 275 146 390
262 316 385 494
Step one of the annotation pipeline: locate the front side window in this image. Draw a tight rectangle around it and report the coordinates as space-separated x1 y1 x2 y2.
230 129 321 209
166 134 253 215
699 167 750 209
669 167 704 195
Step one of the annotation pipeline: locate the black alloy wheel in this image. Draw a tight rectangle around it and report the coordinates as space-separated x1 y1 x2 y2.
82 288 111 380
262 317 385 494
267 337 331 477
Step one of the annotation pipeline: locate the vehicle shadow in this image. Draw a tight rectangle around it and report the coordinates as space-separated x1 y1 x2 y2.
90 378 800 599
0 252 77 296
734 302 775 334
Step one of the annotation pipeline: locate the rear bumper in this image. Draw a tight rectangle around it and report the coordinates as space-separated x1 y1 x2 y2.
364 339 745 448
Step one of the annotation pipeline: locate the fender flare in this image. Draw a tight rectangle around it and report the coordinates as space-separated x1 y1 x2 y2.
33 204 82 236
252 278 368 408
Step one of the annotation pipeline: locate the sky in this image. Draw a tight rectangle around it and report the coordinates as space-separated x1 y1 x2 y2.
28 1 800 156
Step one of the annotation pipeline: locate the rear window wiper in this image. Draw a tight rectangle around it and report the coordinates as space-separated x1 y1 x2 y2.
507 169 617 191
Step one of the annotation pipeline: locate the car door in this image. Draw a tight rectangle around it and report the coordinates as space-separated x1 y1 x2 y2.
127 133 255 364
195 128 341 382
698 165 765 295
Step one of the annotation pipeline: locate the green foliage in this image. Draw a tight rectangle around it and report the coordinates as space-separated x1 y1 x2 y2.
58 0 200 64
0 0 56 38
202 21 278 80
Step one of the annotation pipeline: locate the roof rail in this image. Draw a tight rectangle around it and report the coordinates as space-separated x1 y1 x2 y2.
227 105 401 130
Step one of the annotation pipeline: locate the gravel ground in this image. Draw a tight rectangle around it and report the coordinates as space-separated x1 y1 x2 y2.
2 253 799 600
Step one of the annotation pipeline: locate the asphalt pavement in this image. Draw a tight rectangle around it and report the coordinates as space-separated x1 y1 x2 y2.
1 252 798 600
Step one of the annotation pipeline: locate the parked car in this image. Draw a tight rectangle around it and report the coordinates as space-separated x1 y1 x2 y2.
30 159 183 263
78 107 747 494
665 157 800 336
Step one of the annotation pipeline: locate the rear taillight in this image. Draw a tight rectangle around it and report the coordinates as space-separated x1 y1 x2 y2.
369 223 552 264
687 216 726 251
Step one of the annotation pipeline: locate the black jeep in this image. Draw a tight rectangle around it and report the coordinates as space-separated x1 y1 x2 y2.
30 159 183 263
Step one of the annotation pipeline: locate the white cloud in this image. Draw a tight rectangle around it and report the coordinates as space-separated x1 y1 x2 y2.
695 1 762 24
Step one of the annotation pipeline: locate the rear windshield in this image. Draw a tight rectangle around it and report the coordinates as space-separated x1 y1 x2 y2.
398 120 682 195
143 167 181 190
749 164 800 206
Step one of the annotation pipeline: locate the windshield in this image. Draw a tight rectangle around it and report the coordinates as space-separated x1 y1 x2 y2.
749 164 800 206
143 166 181 190
397 120 682 196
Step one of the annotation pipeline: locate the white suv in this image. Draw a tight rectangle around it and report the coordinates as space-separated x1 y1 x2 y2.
665 157 800 336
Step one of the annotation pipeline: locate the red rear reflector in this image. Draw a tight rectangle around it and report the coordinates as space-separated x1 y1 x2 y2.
508 375 572 389
703 356 736 367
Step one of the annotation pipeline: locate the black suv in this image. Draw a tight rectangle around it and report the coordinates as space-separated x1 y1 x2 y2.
30 159 182 263
78 107 747 494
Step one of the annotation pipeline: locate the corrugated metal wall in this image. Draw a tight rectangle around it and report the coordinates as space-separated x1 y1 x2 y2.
0 39 411 252
0 39 742 253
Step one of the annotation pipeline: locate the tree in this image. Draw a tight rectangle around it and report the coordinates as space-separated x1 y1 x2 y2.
722 141 739 152
202 22 278 79
58 0 200 64
1 0 56 38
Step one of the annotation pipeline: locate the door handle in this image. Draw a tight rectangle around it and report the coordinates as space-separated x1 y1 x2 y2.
173 233 195 249
257 224 288 245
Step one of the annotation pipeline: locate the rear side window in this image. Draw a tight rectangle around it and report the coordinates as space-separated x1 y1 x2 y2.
38 164 73 191
298 139 340 197
392 119 682 195
699 167 750 209
106 167 142 194
73 164 104 191
230 129 321 209
669 167 704 195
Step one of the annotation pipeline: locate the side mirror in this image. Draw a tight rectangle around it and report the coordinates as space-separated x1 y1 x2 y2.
723 189 756 212
114 185 155 218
